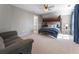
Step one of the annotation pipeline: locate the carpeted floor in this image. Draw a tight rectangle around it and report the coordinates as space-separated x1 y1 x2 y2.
22 33 79 54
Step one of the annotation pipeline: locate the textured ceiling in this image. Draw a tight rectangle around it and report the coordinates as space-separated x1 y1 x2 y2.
11 4 75 17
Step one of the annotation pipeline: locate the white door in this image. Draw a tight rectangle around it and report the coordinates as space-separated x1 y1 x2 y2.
33 15 38 34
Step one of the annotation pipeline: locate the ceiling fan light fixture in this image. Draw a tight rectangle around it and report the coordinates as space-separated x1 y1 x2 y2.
43 4 48 12
43 8 48 12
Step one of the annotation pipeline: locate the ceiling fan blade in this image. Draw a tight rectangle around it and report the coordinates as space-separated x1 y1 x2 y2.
48 5 55 8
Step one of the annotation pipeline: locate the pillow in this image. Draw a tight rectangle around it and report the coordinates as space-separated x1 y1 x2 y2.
0 37 5 49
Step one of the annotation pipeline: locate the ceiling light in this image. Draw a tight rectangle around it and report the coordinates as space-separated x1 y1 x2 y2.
43 7 48 12
43 4 48 12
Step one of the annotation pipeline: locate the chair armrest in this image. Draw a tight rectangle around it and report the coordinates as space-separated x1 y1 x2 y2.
0 39 34 54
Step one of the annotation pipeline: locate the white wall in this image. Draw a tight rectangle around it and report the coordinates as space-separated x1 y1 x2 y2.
38 16 43 30
61 15 71 34
0 4 36 37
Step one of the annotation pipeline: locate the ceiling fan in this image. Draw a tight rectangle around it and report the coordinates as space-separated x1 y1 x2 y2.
43 4 54 12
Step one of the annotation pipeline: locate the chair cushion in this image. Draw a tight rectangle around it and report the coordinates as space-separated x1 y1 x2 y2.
4 36 21 47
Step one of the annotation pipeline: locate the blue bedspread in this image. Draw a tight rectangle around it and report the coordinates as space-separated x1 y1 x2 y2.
39 28 59 38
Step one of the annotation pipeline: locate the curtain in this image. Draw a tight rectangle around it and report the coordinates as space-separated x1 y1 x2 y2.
74 4 79 44
70 11 74 35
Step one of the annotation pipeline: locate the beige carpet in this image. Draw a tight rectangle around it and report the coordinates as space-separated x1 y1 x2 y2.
22 34 79 54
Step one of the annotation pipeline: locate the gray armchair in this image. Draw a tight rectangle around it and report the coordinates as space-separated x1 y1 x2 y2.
0 31 34 54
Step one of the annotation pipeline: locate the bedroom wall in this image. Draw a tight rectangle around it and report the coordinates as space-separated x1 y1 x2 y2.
38 16 43 30
0 4 36 37
61 15 71 34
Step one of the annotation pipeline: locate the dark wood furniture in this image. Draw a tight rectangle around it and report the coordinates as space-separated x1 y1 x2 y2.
43 16 61 22
42 16 62 32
